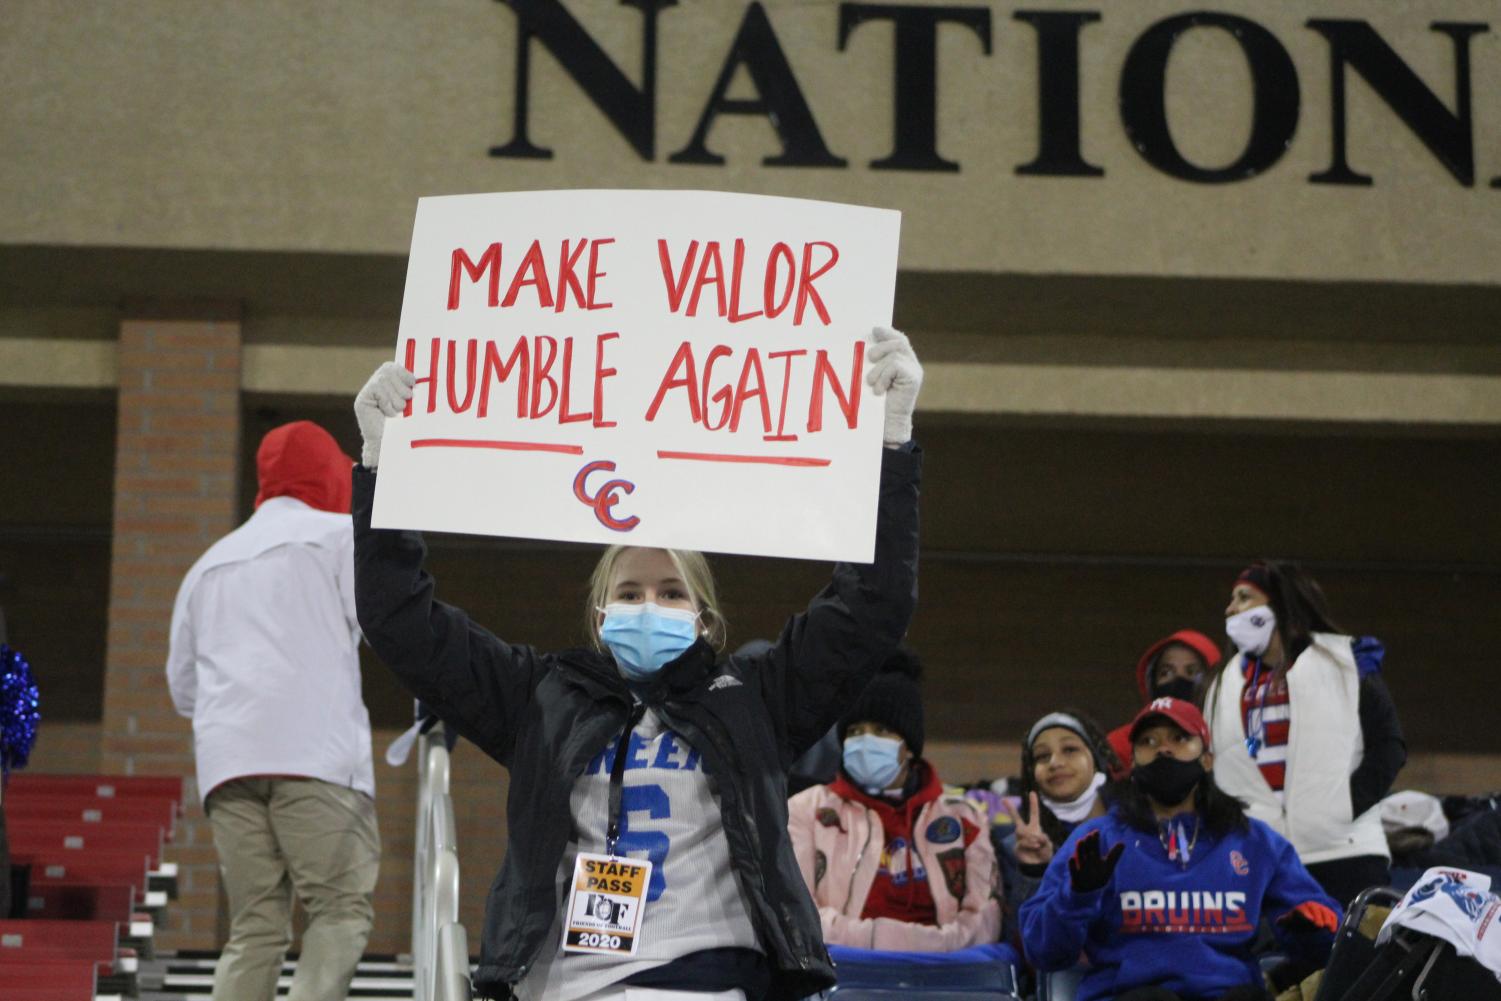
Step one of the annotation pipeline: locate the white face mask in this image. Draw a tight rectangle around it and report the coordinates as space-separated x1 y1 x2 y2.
1226 605 1277 656
1041 771 1108 824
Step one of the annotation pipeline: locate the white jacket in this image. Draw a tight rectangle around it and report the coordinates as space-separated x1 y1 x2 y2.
1207 633 1389 865
166 497 373 804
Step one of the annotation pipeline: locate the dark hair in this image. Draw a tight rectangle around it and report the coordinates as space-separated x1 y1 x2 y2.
1114 767 1250 837
1018 709 1122 849
1214 561 1344 692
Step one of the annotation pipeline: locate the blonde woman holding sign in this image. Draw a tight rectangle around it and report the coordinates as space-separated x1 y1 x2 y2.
352 326 922 1001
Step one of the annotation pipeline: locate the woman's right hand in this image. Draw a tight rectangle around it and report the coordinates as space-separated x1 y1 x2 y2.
1006 792 1055 867
354 363 416 469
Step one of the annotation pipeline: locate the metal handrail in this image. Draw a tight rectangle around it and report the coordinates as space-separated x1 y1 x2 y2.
408 723 453 1001
435 921 472 1001
431 787 458 855
410 726 442 964
411 722 469 1001
424 802 461 1001
428 742 451 801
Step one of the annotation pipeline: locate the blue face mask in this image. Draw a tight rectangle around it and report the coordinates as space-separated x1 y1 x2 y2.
599 602 699 681
842 733 904 793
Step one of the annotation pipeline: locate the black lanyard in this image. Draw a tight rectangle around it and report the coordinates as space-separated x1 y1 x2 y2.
605 703 647 857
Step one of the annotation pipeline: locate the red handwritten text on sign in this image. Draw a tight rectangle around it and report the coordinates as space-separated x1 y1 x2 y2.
402 337 862 443
446 237 838 327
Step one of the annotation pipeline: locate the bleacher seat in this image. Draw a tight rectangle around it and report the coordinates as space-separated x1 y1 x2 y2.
6 794 178 838
827 943 1024 1000
10 820 166 867
1037 965 1083 1001
16 849 154 896
1 773 182 997
6 773 185 808
0 956 99 1001
0 918 119 961
24 880 137 922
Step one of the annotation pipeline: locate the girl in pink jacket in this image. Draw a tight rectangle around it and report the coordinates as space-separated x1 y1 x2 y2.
787 652 1002 951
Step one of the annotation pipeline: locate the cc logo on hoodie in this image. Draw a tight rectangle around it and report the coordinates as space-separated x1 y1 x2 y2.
573 460 640 532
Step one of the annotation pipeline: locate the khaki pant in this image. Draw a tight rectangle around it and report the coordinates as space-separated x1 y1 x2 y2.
207 777 380 1001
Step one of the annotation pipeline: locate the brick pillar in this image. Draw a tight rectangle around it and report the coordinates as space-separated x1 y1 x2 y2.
101 311 242 950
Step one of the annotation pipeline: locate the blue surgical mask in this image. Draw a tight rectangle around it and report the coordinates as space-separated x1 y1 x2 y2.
599 602 699 681
842 733 904 793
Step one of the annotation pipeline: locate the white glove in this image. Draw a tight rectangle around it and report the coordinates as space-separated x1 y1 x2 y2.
354 362 416 468
865 325 923 446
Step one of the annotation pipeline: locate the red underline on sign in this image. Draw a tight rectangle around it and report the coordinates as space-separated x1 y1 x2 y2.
656 450 832 468
411 438 585 456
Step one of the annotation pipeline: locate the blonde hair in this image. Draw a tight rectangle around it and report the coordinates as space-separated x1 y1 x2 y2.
585 546 727 652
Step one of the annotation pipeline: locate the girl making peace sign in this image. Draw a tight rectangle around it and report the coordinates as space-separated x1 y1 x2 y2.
1005 712 1121 907
1020 699 1339 1001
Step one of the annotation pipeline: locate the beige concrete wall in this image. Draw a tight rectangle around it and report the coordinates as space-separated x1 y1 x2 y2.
3 1 1500 283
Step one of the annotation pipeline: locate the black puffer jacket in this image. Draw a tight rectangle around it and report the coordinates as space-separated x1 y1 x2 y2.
353 446 921 1000
1406 808 1501 871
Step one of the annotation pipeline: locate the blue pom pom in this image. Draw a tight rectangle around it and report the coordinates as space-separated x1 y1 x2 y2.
1352 635 1386 678
1 643 41 775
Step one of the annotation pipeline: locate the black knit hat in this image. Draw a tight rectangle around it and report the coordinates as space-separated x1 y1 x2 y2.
838 648 925 756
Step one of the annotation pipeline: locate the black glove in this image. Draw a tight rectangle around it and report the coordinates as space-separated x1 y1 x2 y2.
1276 901 1341 935
1067 829 1124 893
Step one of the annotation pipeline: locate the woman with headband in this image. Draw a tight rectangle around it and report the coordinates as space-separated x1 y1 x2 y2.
1206 561 1406 907
1006 711 1121 909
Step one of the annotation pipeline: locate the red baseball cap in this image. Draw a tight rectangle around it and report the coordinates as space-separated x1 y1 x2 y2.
1128 697 1211 746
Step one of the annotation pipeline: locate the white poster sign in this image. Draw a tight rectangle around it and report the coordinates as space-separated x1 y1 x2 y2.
371 189 901 562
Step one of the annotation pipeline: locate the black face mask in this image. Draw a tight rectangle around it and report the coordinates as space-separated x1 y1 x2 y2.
1132 755 1206 806
1152 676 1201 704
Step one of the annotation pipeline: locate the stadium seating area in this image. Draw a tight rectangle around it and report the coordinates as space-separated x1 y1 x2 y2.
3 773 182 1001
5 762 1496 1000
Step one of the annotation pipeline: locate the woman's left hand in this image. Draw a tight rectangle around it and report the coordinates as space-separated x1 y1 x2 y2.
1277 901 1340 935
865 325 923 446
1067 829 1124 893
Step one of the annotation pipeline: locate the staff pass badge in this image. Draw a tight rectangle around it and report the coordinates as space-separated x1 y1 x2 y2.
562 853 652 956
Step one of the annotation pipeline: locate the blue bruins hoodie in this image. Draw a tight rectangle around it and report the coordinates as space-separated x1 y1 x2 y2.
1020 810 1338 1001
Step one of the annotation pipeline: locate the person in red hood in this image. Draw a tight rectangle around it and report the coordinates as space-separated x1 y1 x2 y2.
254 419 354 514
166 421 378 1001
1106 630 1222 779
788 650 1001 951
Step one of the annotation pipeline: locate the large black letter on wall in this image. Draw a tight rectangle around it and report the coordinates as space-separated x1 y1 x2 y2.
1014 10 1104 177
1119 13 1300 183
489 0 677 161
838 4 992 172
1306 20 1488 187
670 2 845 166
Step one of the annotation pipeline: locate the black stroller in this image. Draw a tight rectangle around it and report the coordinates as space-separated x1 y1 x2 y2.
1314 885 1501 1001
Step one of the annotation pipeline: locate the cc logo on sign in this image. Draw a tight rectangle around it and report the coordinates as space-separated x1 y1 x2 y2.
573 460 640 532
